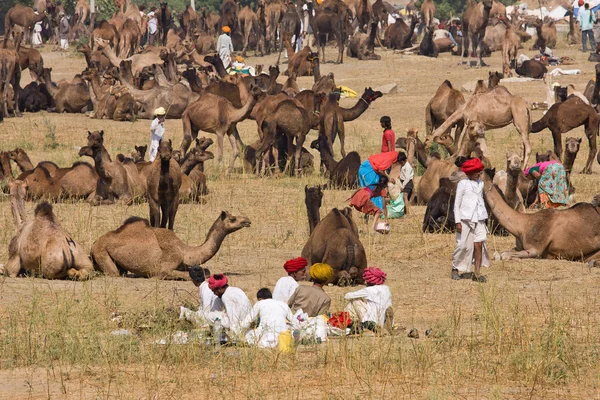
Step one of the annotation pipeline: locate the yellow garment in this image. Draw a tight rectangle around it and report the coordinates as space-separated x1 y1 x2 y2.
236 55 245 63
338 85 358 98
309 263 334 282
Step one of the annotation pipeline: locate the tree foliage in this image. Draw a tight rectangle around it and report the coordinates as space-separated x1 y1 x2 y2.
415 0 518 21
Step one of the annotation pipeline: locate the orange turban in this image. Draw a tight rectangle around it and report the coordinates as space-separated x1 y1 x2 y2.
222 25 231 33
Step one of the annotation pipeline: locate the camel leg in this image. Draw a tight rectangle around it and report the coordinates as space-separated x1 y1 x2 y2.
585 250 600 268
180 126 198 156
583 123 597 174
497 248 539 260
294 134 306 176
68 250 94 280
551 129 563 161
226 131 240 175
454 119 465 146
513 103 532 168
4 254 22 277
149 198 160 227
169 198 179 230
160 202 169 228
216 132 225 166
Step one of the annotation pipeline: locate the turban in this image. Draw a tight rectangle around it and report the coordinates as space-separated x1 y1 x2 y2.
222 25 231 33
208 274 228 290
328 311 352 329
362 267 387 285
309 263 334 283
461 158 485 175
284 257 307 273
154 107 166 116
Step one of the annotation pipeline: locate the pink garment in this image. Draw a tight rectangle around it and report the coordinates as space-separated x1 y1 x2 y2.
524 160 558 176
362 267 387 285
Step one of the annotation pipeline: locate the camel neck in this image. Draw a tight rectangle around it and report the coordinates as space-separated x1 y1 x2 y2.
414 138 429 169
231 94 256 123
506 168 519 194
563 151 576 173
318 142 338 172
482 172 525 237
339 96 370 122
306 200 321 235
16 155 35 172
93 146 112 177
183 223 228 265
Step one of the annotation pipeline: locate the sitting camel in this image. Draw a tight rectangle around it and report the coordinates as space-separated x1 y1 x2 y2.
482 170 600 265
147 140 182 230
531 96 598 174
347 21 381 60
91 211 251 280
431 85 531 168
4 194 93 279
310 133 361 189
301 185 367 285
422 176 457 232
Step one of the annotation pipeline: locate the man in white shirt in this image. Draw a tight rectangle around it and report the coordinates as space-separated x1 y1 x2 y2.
398 152 414 215
147 8 158 45
452 158 489 282
216 26 234 68
273 257 307 303
207 274 252 336
32 9 43 46
344 267 393 332
149 107 166 161
242 288 293 348
179 266 224 326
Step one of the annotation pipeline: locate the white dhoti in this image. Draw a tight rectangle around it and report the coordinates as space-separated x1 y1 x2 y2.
60 39 69 50
219 49 231 69
180 306 211 326
149 139 160 162
344 299 368 323
245 328 280 348
452 220 490 273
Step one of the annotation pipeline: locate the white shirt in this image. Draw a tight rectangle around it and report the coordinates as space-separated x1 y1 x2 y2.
199 281 224 315
454 179 488 223
432 29 451 41
240 299 292 335
344 285 392 326
400 162 414 189
150 118 165 141
217 33 233 53
273 276 299 304
221 286 252 334
148 15 158 34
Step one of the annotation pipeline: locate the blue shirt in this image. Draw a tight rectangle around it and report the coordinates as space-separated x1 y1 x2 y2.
579 8 594 31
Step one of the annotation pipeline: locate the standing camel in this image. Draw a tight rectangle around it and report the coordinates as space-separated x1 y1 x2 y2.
461 0 493 68
156 0 172 46
4 4 48 45
420 0 436 32
425 80 465 141
311 8 351 64
500 15 518 77
147 140 182 230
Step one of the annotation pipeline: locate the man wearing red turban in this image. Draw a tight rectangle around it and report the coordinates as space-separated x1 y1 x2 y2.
453 158 489 282
343 267 393 332
273 257 307 303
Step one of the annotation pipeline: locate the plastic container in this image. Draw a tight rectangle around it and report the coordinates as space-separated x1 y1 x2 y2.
277 330 295 354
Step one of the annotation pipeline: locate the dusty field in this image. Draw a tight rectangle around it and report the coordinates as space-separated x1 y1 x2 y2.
1 42 600 399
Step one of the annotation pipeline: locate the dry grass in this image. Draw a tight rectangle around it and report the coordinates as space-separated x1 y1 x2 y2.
1 43 600 398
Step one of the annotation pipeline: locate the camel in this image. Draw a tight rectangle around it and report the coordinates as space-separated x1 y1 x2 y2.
532 18 557 49
431 85 532 168
91 20 120 51
4 200 93 280
319 88 383 158
347 20 381 60
355 0 372 32
310 133 361 189
385 14 418 49
531 96 598 174
285 46 321 77
180 86 262 173
238 6 259 57
564 137 581 177
372 0 389 35
461 0 493 68
515 60 547 79
420 0 436 29
0 37 23 118
311 8 350 64
264 0 284 54
39 68 91 113
91 211 251 280
102 45 165 77
10 180 27 232
566 6 581 45
500 16 518 78
482 170 600 264
279 2 301 52
425 80 466 142
155 0 172 46
78 44 111 70
179 5 199 37
75 0 90 25
422 176 457 233
4 4 47 45
146 140 182 230
118 18 141 59
302 186 367 285
19 81 52 112
79 130 132 205
503 151 525 212
0 151 13 179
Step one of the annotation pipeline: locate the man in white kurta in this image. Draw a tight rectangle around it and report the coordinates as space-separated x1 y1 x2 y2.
242 288 293 348
273 257 308 303
207 274 252 336
216 26 234 69
344 267 393 330
180 266 224 325
149 107 166 162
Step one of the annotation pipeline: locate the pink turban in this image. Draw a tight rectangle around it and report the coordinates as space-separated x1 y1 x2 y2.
208 274 228 290
284 257 307 273
362 267 387 285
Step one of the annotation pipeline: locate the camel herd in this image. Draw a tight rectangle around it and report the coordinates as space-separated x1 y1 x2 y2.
3 0 600 283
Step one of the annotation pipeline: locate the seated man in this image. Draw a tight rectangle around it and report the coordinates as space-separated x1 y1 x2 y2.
206 274 252 337
242 288 293 348
273 257 308 303
344 267 393 332
179 266 224 326
288 263 333 317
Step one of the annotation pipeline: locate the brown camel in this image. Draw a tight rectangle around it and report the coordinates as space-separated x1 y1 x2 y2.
420 0 436 28
425 80 466 141
155 0 173 46
531 96 598 174
285 46 320 77
180 86 262 173
102 44 164 77
78 44 111 70
10 180 27 232
180 5 199 37
91 20 120 50
500 15 518 77
238 5 259 57
532 17 557 49
118 18 141 59
91 211 251 280
4 201 93 280
502 151 525 211
310 133 361 189
461 0 493 68
320 87 383 158
432 85 531 167
482 170 600 265
75 0 90 25
566 6 581 45
147 140 182 230
39 67 91 113
0 37 23 118
4 4 47 45
347 20 381 60
564 137 581 176
301 186 367 285
79 130 132 205
311 8 350 64
385 14 418 49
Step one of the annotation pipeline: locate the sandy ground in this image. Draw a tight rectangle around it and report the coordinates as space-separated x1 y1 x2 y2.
1 42 600 399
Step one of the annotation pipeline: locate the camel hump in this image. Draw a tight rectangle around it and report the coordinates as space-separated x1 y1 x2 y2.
34 202 55 222
116 216 150 232
442 80 453 89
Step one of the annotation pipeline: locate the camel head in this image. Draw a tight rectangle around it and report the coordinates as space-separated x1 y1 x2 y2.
565 137 582 155
305 185 323 208
310 134 331 154
535 150 559 163
196 137 214 151
488 71 502 88
249 85 264 98
362 87 383 104
505 151 522 172
465 121 485 141
187 147 215 163
86 130 105 150
268 65 280 78
157 139 174 162
482 0 493 9
437 133 454 148
132 145 148 162
406 128 419 139
212 211 251 234
8 148 27 162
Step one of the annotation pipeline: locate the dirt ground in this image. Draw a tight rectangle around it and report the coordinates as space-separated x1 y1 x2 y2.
2 42 600 399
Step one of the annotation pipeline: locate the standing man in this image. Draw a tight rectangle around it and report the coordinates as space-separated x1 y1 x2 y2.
149 107 166 162
32 9 43 47
579 3 596 52
59 11 70 50
148 8 158 45
302 2 314 49
217 26 234 68
273 257 307 303
398 152 414 215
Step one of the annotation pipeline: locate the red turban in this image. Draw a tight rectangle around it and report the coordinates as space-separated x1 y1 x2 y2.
208 274 228 290
461 158 485 175
284 257 307 273
363 267 387 285
579 0 585 6
328 311 352 329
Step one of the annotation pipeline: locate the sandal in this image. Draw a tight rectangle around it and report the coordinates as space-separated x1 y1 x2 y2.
472 274 487 283
451 269 460 280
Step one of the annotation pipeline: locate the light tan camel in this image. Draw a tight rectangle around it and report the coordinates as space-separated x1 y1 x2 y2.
4 201 93 279
420 0 436 28
425 80 465 141
502 151 525 211
91 211 251 280
4 4 47 45
461 0 493 68
147 140 182 230
500 16 518 78
10 180 27 232
431 85 532 167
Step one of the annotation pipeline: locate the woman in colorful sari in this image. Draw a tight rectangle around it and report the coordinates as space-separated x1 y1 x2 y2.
524 160 568 209
349 176 388 232
358 151 402 189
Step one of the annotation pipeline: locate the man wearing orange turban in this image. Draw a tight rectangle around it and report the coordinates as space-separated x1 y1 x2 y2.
217 25 234 68
273 257 308 303
453 158 489 282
